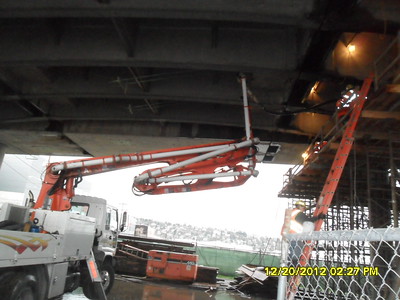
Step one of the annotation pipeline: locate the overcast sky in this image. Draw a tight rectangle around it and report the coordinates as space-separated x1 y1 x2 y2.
0 154 292 237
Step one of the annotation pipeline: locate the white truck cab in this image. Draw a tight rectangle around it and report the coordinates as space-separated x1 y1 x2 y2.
70 195 122 297
0 195 124 300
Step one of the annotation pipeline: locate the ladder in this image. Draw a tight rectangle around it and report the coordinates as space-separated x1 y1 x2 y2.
287 74 374 299
118 242 149 260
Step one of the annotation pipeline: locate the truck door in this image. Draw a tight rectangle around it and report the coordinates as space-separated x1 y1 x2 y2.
103 206 118 254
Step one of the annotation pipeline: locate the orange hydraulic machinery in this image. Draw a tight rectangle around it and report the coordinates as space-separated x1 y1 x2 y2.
146 250 199 282
286 74 374 300
33 75 260 212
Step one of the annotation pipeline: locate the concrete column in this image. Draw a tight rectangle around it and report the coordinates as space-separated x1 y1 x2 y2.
0 144 5 169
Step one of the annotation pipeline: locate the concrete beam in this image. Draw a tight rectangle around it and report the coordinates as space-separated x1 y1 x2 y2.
0 22 300 71
0 102 277 130
387 84 400 93
0 69 287 106
0 129 87 156
0 0 317 27
362 110 400 121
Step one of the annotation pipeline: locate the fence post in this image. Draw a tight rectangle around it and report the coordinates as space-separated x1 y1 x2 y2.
277 239 288 300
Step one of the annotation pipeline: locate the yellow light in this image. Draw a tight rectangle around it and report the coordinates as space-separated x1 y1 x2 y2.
347 44 356 53
301 152 308 159
311 81 320 94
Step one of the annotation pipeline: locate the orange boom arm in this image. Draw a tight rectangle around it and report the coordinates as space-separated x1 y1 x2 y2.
35 138 259 211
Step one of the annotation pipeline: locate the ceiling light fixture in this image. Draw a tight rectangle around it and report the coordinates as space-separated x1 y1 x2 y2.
309 81 320 97
347 44 356 53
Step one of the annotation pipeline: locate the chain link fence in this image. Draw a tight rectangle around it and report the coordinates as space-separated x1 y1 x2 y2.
278 227 400 299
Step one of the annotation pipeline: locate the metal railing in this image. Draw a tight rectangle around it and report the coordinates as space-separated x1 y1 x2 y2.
280 97 355 191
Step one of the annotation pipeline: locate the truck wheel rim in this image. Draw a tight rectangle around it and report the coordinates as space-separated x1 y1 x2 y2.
101 270 110 290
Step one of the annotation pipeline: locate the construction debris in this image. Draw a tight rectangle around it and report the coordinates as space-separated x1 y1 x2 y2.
230 264 278 298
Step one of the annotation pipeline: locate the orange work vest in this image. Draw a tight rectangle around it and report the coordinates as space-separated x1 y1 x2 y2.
281 208 303 236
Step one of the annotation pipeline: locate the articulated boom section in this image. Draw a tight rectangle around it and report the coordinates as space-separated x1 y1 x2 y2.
35 138 259 211
133 138 259 195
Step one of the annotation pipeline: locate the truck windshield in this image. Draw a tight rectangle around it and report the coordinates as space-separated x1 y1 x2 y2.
70 203 90 216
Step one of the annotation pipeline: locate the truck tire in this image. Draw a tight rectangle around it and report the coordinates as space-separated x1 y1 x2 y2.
82 261 115 299
1 272 37 300
100 261 115 294
82 282 96 300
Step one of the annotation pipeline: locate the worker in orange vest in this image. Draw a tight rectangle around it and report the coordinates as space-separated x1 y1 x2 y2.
336 85 360 118
281 201 325 266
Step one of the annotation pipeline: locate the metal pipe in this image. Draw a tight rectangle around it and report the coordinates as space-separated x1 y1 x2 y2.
349 161 354 230
134 138 259 183
277 240 288 300
241 75 252 140
51 142 243 173
147 169 259 184
52 157 123 173
366 149 372 228
286 227 400 242
389 134 398 227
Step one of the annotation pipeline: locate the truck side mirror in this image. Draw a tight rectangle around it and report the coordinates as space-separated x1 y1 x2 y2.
120 211 127 232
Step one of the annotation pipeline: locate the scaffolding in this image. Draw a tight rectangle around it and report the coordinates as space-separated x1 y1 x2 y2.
279 85 400 231
278 32 400 299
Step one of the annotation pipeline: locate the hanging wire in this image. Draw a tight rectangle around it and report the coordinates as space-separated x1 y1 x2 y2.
2 161 32 182
14 155 42 175
110 70 198 86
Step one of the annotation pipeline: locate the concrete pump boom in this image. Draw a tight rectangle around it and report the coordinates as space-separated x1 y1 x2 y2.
34 75 259 211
